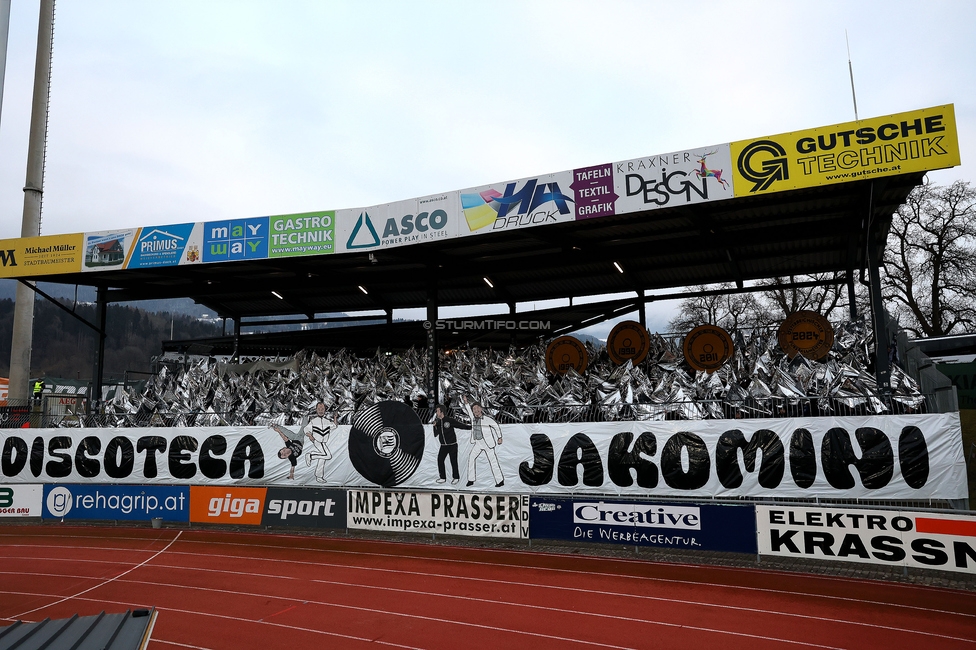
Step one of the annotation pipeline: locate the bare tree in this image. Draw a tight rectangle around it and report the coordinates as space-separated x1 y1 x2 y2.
883 180 976 337
667 285 769 333
758 273 851 320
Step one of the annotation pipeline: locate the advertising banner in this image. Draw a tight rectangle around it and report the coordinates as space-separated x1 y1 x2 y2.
261 486 346 528
189 485 267 525
611 145 735 216
730 105 960 197
757 505 976 575
936 362 976 410
459 171 576 237
0 411 966 502
42 484 189 521
202 217 269 262
348 490 529 538
81 229 138 272
0 485 42 517
0 233 83 278
269 211 336 258
125 223 201 268
336 193 460 254
530 497 756 553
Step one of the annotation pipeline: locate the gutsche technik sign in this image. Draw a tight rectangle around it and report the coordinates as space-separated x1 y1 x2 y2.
0 412 966 501
0 105 958 279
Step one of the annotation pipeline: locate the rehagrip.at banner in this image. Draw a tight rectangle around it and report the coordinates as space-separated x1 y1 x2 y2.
0 412 966 500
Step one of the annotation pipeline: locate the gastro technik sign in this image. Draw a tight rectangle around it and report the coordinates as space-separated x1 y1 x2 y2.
530 497 756 553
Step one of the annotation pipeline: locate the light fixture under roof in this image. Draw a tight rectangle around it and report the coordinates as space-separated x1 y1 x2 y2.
613 261 624 273
483 277 494 288
271 290 283 299
358 285 368 295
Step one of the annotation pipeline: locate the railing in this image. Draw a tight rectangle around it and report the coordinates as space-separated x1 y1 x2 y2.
6 393 932 429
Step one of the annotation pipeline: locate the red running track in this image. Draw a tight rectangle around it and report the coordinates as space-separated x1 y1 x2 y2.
0 525 974 649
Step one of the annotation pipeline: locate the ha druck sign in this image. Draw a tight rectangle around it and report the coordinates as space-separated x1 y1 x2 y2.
757 506 976 575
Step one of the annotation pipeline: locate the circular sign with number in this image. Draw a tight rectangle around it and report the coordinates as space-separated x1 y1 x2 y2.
606 320 651 366
545 336 589 375
778 310 834 360
683 324 734 372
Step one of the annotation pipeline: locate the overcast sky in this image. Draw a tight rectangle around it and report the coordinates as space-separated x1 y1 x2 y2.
0 0 973 334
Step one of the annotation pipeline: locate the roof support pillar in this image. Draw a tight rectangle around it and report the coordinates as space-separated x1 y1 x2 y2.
865 182 890 394
426 269 438 406
639 289 646 327
231 319 241 363
846 272 858 321
89 287 107 414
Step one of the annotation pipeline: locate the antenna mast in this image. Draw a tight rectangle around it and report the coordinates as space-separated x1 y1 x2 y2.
846 30 859 121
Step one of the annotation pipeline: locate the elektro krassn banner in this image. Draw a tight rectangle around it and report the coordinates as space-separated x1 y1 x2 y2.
347 490 528 538
530 497 756 553
757 505 976 575
0 407 966 501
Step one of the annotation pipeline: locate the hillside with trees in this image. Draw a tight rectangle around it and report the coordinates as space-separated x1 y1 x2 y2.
0 298 222 380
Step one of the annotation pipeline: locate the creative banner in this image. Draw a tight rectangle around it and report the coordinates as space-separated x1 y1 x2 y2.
0 484 41 517
730 105 960 196
0 233 83 278
261 486 346 528
348 490 529 538
757 505 976 575
612 145 734 214
81 229 138 272
530 497 756 553
42 484 189 522
0 105 959 279
0 412 966 501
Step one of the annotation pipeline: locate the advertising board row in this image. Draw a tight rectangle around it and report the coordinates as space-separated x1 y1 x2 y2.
5 483 975 575
0 105 960 279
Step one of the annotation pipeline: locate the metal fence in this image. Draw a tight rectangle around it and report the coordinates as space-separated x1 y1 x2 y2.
5 392 933 429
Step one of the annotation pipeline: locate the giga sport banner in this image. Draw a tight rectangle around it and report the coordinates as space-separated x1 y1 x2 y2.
757 505 976 575
0 406 966 501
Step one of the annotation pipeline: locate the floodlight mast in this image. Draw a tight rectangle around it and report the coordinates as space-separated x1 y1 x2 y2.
8 0 55 403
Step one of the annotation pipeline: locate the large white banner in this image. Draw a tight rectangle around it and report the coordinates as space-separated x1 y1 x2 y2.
0 411 965 500
757 505 976 575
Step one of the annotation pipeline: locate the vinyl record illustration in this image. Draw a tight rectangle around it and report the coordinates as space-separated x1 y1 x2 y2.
778 310 835 360
606 320 650 366
349 401 425 487
545 336 589 374
683 324 734 372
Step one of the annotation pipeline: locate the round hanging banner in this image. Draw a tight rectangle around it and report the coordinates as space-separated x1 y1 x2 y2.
606 320 650 366
683 324 734 373
348 401 425 487
545 336 589 375
778 310 835 360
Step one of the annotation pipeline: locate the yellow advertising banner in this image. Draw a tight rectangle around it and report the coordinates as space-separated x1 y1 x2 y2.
730 105 960 196
0 233 84 278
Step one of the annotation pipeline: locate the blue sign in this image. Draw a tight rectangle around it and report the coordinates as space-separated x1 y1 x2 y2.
127 223 195 268
202 217 269 262
529 497 756 554
42 484 189 522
